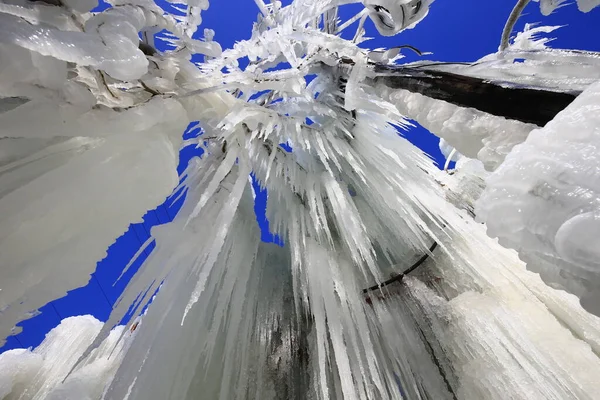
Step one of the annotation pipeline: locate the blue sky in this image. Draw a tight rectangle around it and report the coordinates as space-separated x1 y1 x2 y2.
2 0 599 352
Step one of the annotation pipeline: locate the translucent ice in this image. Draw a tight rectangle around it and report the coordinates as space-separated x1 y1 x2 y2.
0 13 147 81
477 80 600 316
2 1 600 399
0 98 187 346
378 83 536 170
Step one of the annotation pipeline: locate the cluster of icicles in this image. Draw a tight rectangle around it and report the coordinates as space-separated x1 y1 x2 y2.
1 0 600 399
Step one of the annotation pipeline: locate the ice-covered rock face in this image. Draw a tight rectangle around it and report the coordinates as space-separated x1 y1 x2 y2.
476 81 600 316
362 0 433 35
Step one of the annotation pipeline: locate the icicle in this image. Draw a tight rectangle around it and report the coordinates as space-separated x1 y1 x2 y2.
378 83 537 170
182 159 252 323
0 98 188 344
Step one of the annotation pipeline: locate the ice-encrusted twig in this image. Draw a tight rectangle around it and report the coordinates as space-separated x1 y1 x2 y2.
500 0 531 51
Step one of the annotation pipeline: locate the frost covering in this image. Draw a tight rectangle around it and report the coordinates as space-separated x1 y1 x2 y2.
460 24 600 94
1 0 600 399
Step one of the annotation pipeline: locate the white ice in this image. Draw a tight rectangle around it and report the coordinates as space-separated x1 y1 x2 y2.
538 0 600 14
477 80 600 316
0 315 138 400
1 0 600 399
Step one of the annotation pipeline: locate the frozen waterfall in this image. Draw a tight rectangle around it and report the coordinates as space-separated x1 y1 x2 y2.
1 0 600 399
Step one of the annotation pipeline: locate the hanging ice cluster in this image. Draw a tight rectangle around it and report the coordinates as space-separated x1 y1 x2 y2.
0 0 219 343
1 0 600 399
477 81 600 316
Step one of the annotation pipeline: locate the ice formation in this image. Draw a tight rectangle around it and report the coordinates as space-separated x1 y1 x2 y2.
538 0 600 14
0 0 209 343
377 24 600 171
377 83 538 170
362 0 434 36
1 0 600 399
477 80 600 316
0 102 184 343
0 315 138 399
465 24 600 94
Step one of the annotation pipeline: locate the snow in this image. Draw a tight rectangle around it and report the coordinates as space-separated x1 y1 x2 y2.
477 80 600 316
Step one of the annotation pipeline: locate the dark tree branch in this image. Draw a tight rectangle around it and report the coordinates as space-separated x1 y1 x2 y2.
362 241 438 294
139 41 157 57
373 64 578 126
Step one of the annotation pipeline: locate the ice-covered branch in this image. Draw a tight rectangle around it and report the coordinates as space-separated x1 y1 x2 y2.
502 0 600 51
477 80 600 316
499 0 531 51
373 63 576 126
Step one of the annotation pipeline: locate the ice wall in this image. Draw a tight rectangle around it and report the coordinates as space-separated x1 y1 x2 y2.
85 105 600 400
68 4 600 399
83 160 313 400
